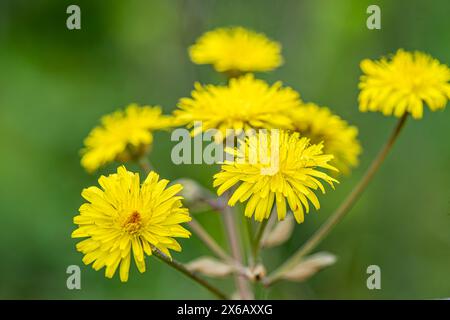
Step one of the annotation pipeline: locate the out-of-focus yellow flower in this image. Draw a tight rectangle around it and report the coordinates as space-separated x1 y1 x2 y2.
72 166 191 282
175 74 299 142
290 103 361 175
213 131 338 223
189 26 283 74
359 49 450 119
81 104 173 172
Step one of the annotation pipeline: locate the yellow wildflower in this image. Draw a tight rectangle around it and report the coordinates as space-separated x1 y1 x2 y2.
359 49 450 118
213 130 338 223
81 104 173 172
175 74 299 142
72 166 191 282
290 103 361 175
189 26 282 74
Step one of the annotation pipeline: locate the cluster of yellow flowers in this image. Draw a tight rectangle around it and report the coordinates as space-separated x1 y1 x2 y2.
72 26 449 283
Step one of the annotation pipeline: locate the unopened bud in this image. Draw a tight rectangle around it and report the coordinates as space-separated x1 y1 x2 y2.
174 178 209 203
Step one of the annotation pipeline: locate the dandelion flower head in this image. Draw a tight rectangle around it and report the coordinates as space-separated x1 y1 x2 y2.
213 130 338 223
189 26 283 74
175 74 300 142
290 103 361 175
359 49 450 119
72 166 191 282
81 104 173 172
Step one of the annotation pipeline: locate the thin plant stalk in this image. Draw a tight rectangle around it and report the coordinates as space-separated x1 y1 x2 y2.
152 246 228 300
264 113 408 286
250 207 276 267
188 219 232 263
188 218 249 277
251 219 269 266
244 216 255 266
222 195 253 299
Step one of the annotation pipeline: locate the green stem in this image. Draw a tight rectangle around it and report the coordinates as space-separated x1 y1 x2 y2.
222 194 253 299
251 219 269 265
244 217 255 265
264 113 408 286
189 219 232 263
152 246 228 300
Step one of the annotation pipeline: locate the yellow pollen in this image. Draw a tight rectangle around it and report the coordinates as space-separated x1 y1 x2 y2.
123 211 142 234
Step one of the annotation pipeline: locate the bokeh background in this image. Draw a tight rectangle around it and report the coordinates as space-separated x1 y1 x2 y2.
0 0 449 299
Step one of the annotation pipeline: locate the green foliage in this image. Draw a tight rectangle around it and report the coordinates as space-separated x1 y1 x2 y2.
0 0 449 299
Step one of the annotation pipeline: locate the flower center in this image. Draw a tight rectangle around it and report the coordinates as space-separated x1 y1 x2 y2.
122 211 142 235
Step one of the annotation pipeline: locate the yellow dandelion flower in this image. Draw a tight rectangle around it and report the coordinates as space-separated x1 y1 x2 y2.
72 166 191 282
81 104 173 172
290 103 362 175
213 130 338 223
189 26 283 73
175 74 299 141
359 49 450 119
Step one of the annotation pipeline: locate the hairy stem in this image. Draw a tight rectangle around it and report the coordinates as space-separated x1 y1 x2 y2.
264 113 408 286
189 219 232 262
152 246 228 299
244 217 255 266
251 219 269 266
222 195 253 299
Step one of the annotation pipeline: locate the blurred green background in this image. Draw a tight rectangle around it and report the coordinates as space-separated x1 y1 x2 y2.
0 0 449 299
